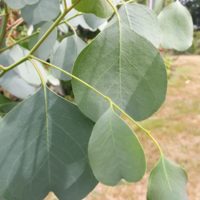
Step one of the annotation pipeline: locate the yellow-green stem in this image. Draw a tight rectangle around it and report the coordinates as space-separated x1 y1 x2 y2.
106 0 120 21
0 31 39 53
0 0 81 74
30 55 164 155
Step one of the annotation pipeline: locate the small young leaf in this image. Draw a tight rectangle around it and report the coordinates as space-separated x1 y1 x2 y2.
0 88 97 200
21 0 60 25
147 157 188 200
72 0 113 18
88 108 146 186
158 1 193 51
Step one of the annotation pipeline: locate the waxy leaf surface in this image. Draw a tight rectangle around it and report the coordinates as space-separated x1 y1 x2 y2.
123 3 161 47
147 157 188 200
88 108 146 186
158 1 193 51
0 88 97 200
0 50 38 99
35 22 57 60
72 0 113 18
72 3 167 122
4 0 39 9
51 35 85 80
21 0 60 25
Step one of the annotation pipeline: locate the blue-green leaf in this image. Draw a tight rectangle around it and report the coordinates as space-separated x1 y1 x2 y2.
35 22 57 60
147 157 188 200
158 1 193 51
51 35 85 80
72 3 167 122
88 108 146 185
4 0 39 9
0 88 97 200
21 0 60 25
123 3 161 47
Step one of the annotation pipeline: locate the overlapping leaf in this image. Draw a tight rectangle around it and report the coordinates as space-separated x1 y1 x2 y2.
72 3 167 122
0 88 97 200
0 94 17 116
4 0 39 9
0 50 37 99
123 3 161 47
152 0 165 14
9 45 47 86
147 157 188 200
158 1 193 51
21 0 60 25
35 22 57 60
88 108 146 185
51 35 85 80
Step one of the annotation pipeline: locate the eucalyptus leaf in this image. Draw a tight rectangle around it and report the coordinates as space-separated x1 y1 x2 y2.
51 35 85 81
4 0 25 9
72 0 113 18
152 0 165 15
83 14 107 30
147 157 188 200
21 0 60 25
0 88 97 200
64 9 96 31
0 51 38 99
72 3 167 122
9 45 47 86
4 0 39 9
88 108 146 185
0 70 37 99
123 3 161 47
0 94 17 116
158 1 193 51
35 22 57 60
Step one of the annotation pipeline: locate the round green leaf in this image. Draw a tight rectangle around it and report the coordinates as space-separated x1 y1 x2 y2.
0 88 97 200
72 4 167 122
72 0 113 18
158 1 193 51
147 157 188 200
88 108 146 186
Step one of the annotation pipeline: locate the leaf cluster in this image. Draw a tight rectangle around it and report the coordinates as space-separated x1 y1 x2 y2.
0 0 193 199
